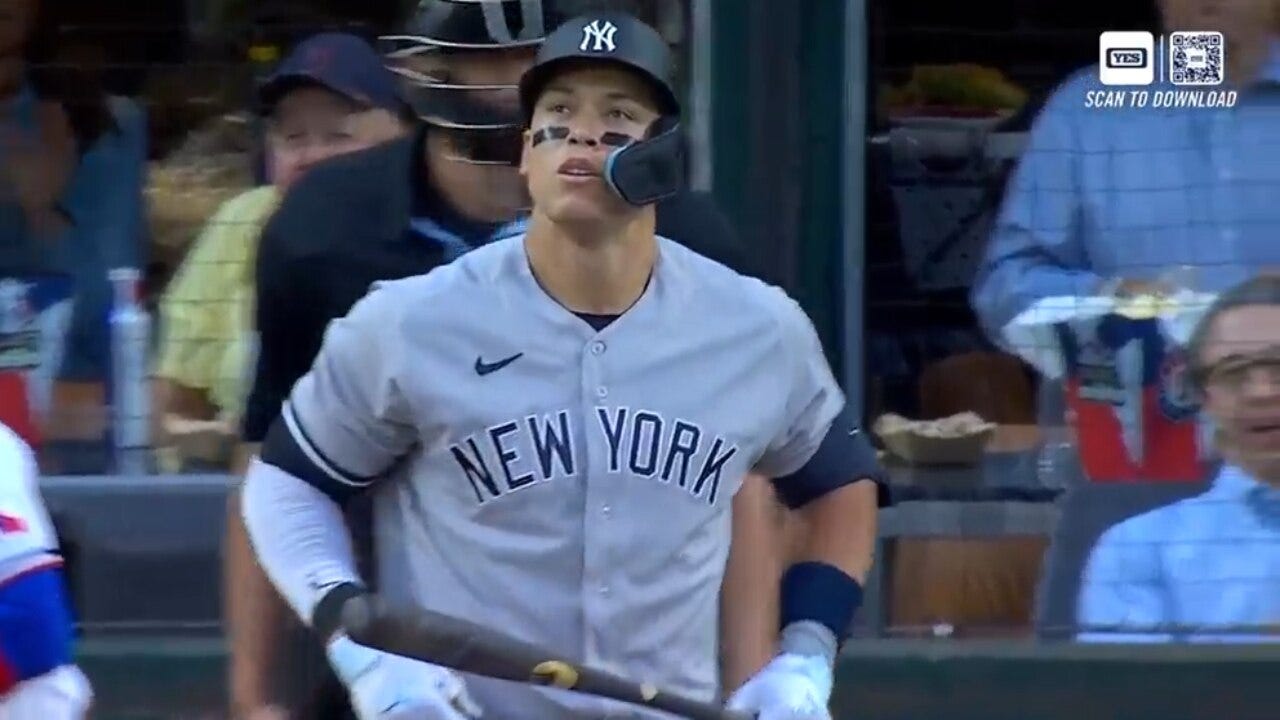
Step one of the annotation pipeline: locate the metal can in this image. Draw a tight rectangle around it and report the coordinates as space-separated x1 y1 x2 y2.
108 268 151 474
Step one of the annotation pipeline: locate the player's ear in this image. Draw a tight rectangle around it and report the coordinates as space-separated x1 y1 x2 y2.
519 128 531 177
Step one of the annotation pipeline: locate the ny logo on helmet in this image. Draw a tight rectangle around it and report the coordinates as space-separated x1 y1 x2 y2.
580 20 618 53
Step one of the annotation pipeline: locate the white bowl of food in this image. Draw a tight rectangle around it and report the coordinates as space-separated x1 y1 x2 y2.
873 412 997 467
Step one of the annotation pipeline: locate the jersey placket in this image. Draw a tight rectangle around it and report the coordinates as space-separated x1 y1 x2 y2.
578 333 616 676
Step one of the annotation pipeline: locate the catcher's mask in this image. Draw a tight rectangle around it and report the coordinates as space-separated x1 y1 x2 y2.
381 0 559 165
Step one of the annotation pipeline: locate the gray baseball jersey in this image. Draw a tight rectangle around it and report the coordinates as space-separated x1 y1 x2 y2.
280 234 845 719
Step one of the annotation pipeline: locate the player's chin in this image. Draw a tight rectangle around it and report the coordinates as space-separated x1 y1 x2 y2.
546 189 620 226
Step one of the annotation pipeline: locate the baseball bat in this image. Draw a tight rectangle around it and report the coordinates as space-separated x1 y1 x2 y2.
341 595 752 720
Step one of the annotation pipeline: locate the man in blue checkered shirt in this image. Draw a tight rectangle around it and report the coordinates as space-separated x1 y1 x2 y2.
972 1 1280 341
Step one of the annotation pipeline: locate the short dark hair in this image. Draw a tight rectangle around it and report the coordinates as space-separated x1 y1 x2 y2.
1187 274 1280 392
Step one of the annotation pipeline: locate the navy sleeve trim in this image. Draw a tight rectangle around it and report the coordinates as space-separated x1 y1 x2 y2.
771 404 890 509
311 582 369 641
260 405 376 504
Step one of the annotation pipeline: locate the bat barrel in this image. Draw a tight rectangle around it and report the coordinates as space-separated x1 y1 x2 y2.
342 596 754 720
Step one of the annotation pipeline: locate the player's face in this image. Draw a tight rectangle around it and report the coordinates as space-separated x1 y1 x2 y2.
520 65 661 227
1197 304 1280 480
267 87 408 191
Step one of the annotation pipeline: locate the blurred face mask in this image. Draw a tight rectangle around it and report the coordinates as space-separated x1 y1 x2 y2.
383 40 536 166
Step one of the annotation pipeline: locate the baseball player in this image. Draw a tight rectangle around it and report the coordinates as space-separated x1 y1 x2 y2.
242 11 884 720
0 423 92 719
227 2 788 718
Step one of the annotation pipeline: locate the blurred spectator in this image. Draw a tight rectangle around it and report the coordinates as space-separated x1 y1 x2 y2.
1077 274 1280 642
0 0 147 445
153 32 410 469
970 0 1280 484
973 0 1280 339
145 113 257 290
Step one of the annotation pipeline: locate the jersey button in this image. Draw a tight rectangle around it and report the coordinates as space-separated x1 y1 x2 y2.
601 504 611 516
599 584 611 596
596 386 609 399
590 341 606 355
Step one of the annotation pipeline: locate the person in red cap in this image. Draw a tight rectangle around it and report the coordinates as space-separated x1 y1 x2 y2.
155 32 413 449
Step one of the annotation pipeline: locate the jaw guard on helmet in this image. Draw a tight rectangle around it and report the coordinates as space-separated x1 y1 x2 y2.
602 116 684 206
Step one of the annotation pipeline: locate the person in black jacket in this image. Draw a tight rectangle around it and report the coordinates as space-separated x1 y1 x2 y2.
225 3 780 719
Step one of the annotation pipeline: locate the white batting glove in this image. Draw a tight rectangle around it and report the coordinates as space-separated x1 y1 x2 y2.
0 665 94 719
726 653 833 720
327 634 482 720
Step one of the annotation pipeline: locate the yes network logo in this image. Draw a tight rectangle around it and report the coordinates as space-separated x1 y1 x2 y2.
1099 31 1155 85
1098 30 1227 87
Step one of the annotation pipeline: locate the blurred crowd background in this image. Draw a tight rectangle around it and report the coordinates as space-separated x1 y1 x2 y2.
1 0 1277 717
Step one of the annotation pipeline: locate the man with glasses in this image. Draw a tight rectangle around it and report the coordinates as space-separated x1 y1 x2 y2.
1078 274 1280 642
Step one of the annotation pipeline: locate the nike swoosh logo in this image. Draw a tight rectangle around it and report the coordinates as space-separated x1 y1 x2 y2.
475 353 524 376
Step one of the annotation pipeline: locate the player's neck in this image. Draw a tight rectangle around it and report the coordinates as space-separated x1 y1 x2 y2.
525 211 657 315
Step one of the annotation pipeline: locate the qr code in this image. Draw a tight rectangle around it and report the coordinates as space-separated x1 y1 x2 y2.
1169 31 1224 86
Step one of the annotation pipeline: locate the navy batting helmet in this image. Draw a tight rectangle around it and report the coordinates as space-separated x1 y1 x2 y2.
518 12 684 206
517 10 680 123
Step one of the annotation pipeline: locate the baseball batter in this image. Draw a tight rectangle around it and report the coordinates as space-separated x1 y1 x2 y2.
229 5 784 716
0 423 91 719
243 12 885 720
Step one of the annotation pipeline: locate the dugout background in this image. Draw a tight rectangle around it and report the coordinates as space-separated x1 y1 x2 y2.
855 0 1159 423
700 0 1163 416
